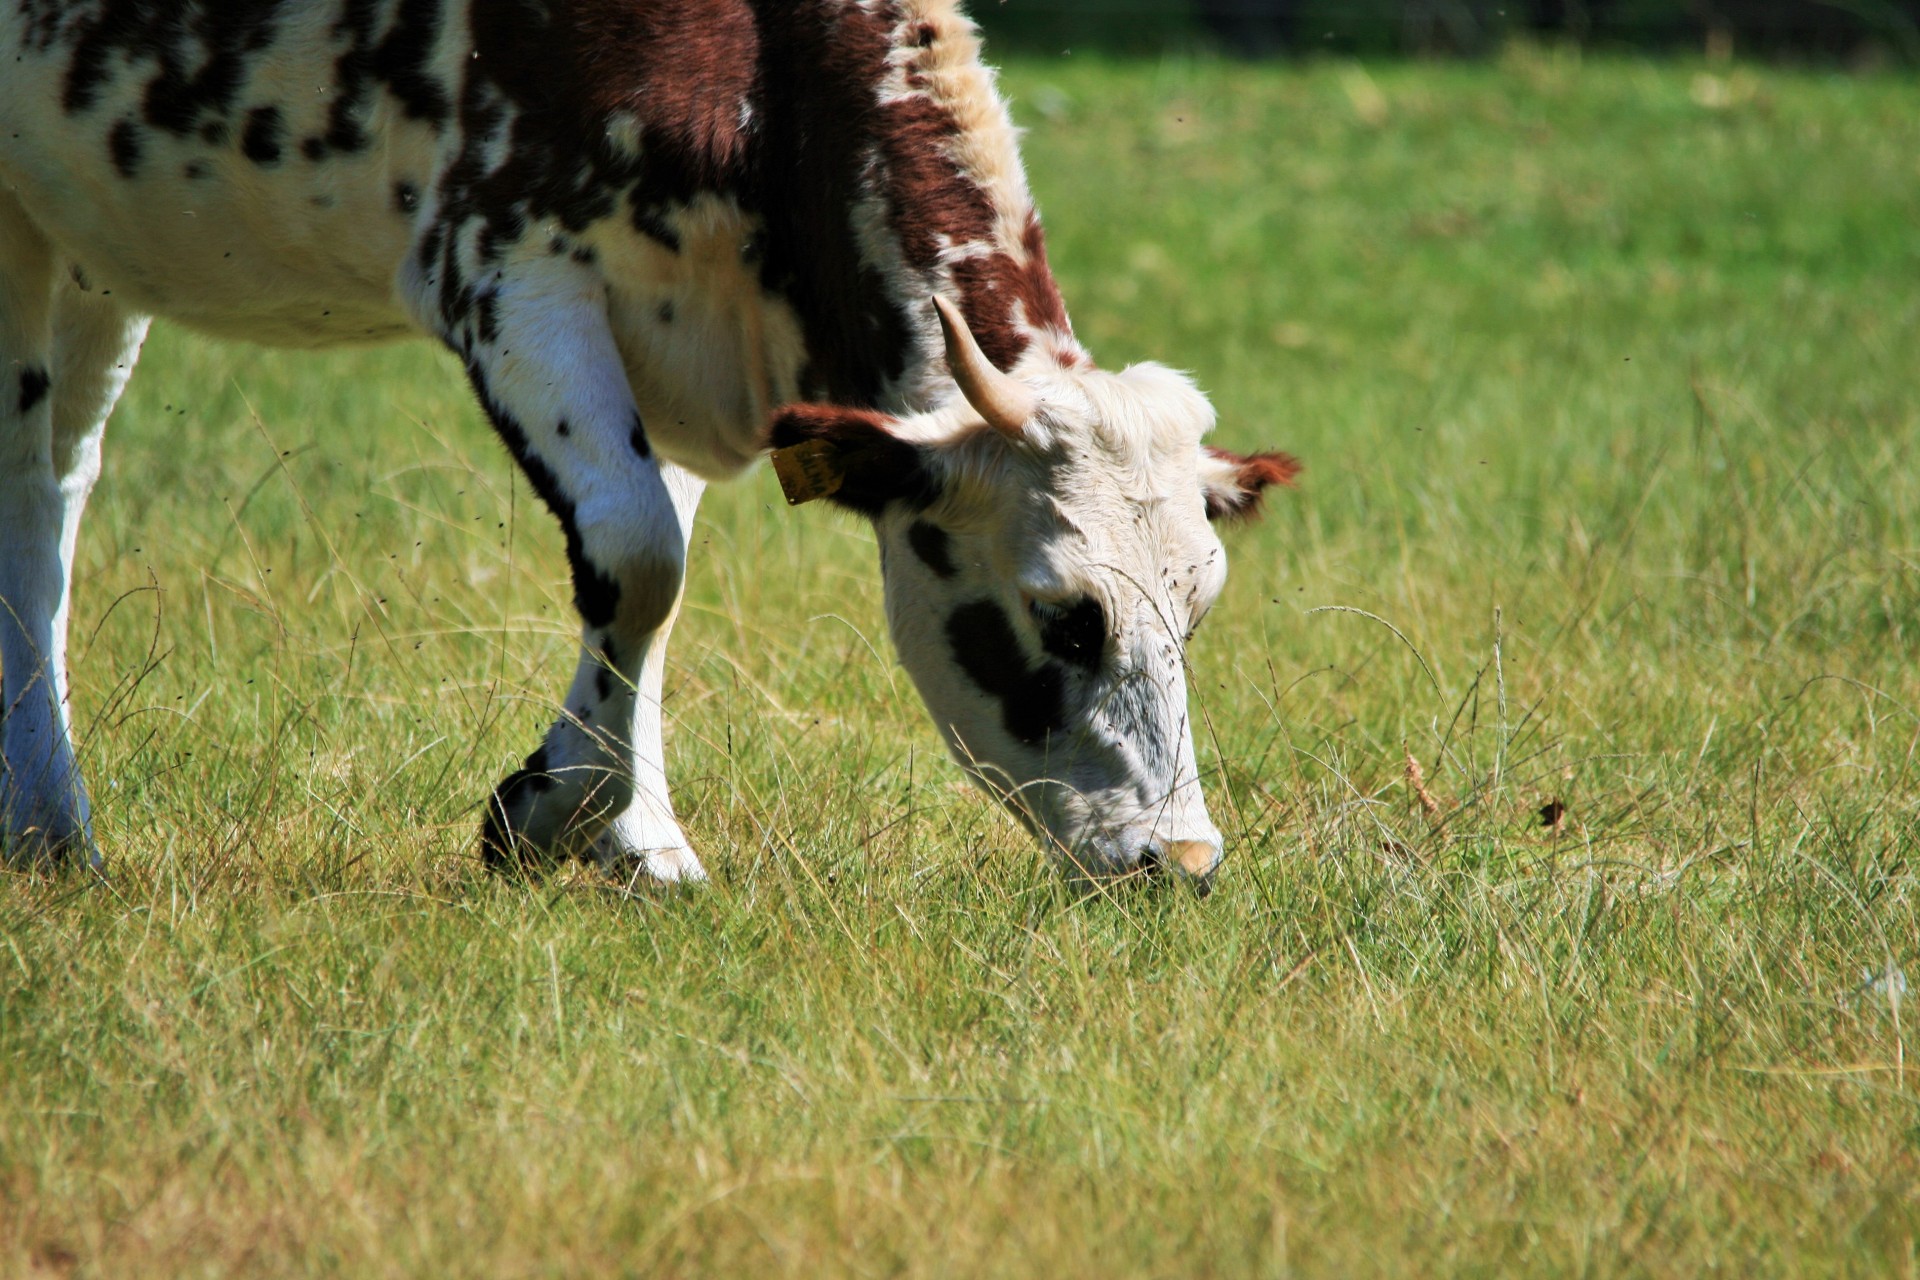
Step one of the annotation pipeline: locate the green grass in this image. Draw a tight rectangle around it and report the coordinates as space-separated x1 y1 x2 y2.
6 52 1919 1276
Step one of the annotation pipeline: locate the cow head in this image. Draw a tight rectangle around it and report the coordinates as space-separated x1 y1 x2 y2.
768 298 1296 889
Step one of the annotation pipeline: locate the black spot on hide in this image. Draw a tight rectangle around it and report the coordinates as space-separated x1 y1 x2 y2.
766 407 940 519
18 368 51 415
480 745 560 874
474 291 499 343
106 120 142 176
946 600 1066 746
907 521 955 578
333 0 454 132
241 105 284 164
416 223 443 270
63 3 280 119
631 204 682 253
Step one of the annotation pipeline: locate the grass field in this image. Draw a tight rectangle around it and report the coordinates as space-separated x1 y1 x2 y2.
5 50 1919 1276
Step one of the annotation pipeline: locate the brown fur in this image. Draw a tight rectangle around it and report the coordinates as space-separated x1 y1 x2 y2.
1203 447 1302 522
461 0 1075 402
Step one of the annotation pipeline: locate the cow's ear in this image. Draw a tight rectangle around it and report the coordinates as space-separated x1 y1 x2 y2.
1197 446 1300 523
767 404 942 517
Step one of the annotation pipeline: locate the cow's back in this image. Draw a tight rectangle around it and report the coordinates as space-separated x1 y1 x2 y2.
2 0 1076 448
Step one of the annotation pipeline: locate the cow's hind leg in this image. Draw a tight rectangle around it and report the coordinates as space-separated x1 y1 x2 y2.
426 251 701 877
0 195 147 867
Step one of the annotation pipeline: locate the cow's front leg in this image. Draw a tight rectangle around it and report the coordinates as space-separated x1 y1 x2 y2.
426 252 691 873
586 462 708 884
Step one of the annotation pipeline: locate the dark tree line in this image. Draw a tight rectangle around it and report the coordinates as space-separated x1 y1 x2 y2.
1201 1 1920 56
978 1 1920 59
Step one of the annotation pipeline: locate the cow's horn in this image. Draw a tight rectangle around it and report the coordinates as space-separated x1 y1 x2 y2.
932 294 1034 438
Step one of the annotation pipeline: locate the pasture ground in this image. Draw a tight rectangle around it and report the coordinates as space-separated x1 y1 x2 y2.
4 51 1918 1277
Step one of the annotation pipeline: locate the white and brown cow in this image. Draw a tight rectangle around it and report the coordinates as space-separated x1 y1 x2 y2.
0 0 1295 888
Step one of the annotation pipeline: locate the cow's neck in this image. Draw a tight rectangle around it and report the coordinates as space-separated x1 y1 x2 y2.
738 0 1089 413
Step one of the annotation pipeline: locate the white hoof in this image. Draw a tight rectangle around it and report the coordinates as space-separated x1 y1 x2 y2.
588 813 707 885
631 842 709 885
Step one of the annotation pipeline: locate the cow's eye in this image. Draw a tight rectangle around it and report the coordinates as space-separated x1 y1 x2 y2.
1029 596 1105 671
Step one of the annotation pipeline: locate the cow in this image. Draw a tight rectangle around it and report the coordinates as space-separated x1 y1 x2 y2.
0 0 1296 890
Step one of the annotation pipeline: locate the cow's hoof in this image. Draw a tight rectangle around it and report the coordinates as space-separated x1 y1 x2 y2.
638 843 707 884
588 821 707 886
2 826 103 875
605 841 708 887
479 753 568 877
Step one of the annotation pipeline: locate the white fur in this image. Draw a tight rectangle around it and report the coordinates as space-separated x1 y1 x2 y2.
876 362 1231 880
589 464 707 885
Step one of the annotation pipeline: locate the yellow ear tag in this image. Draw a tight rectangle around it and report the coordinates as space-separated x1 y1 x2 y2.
770 439 844 505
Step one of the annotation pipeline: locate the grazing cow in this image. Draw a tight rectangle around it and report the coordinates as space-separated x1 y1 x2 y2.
0 0 1296 887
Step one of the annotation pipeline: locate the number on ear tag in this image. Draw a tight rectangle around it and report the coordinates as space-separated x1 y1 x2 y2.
770 440 845 505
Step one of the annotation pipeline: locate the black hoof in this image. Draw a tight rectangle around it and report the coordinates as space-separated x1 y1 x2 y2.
478 750 562 877
2 825 102 875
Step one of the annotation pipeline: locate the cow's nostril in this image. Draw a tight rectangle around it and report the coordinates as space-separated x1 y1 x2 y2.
1136 844 1164 877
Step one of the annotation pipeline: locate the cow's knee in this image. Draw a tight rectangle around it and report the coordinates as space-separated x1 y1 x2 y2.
571 506 687 644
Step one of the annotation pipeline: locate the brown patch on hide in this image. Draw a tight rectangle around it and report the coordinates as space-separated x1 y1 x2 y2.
453 1 1074 405
747 1 915 405
1202 447 1302 522
572 0 760 183
1018 210 1073 337
881 31 1073 374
